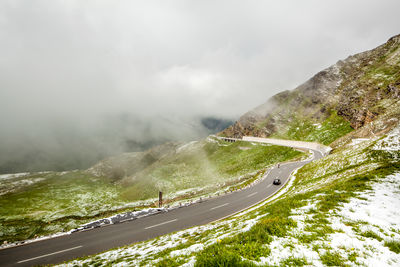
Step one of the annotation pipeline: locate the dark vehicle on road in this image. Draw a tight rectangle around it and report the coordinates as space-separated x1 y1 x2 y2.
273 178 281 185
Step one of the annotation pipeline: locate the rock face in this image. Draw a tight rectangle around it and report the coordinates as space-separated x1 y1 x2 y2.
220 34 400 139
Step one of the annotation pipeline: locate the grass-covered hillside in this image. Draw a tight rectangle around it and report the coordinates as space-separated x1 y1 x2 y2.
268 111 353 145
0 171 125 244
0 137 303 244
118 138 302 201
65 115 400 267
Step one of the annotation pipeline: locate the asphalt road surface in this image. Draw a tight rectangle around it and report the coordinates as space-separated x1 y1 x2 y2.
0 149 323 266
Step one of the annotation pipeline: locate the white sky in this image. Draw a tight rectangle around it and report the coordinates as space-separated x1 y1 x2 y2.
1 0 399 121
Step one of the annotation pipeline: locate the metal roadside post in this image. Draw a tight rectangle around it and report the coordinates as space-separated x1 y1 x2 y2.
159 191 163 208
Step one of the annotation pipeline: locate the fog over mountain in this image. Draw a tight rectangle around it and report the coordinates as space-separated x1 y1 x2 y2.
1 0 399 173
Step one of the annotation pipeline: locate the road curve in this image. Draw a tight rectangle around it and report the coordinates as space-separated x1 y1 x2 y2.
0 145 324 267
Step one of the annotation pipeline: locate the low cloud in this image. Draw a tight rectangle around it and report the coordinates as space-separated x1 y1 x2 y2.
0 0 399 172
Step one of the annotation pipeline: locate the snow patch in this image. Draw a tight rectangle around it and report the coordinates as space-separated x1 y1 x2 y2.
338 173 400 233
373 124 400 152
0 172 30 180
176 141 199 153
170 243 204 257
351 138 370 146
259 172 400 266
313 123 322 129
73 208 167 232
0 177 46 196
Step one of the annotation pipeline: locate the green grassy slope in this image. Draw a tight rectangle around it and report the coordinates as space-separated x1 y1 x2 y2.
121 139 302 201
0 171 125 243
67 123 400 266
194 131 400 266
0 137 303 244
270 111 354 145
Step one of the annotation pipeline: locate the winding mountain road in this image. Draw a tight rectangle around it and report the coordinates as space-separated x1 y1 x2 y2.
0 139 326 266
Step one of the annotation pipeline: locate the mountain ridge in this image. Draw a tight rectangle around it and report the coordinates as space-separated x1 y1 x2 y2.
220 34 400 141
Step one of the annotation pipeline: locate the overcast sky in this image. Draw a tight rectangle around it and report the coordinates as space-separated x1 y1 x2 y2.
0 0 399 171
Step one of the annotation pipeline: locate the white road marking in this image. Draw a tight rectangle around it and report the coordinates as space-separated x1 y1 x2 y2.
17 246 83 264
145 219 177 230
266 184 272 188
210 203 229 210
246 192 258 198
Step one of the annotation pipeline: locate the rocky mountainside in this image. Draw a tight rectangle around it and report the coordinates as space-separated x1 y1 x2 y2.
220 34 400 143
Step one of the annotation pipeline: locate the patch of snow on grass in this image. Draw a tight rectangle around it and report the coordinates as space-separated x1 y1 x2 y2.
313 123 322 129
0 177 46 196
374 124 400 151
206 135 219 143
331 173 400 267
182 256 196 267
373 73 392 79
351 138 370 146
263 172 400 266
337 172 400 233
0 172 30 180
260 237 321 266
176 141 199 153
170 243 204 258
289 201 318 231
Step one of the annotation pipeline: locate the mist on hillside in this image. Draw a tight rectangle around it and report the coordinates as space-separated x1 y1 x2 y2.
1 0 399 173
0 114 233 173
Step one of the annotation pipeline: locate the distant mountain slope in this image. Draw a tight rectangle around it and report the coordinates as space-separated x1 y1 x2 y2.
220 34 400 143
0 115 234 174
